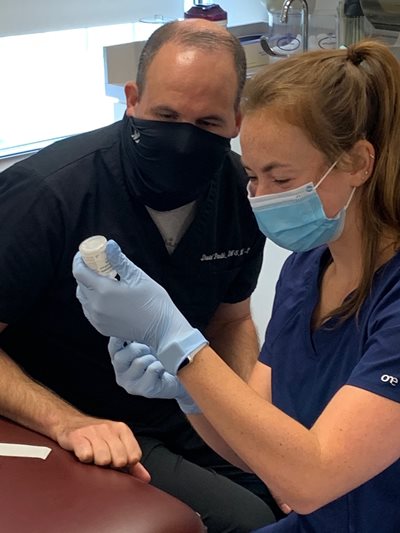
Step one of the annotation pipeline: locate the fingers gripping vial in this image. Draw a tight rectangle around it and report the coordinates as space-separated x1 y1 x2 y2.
73 238 208 375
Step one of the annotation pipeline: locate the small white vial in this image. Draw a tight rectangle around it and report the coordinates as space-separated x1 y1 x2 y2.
79 235 117 278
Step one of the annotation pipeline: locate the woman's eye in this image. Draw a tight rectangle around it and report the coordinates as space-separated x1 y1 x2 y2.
272 178 291 185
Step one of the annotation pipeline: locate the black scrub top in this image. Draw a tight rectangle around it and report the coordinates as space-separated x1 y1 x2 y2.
0 117 265 434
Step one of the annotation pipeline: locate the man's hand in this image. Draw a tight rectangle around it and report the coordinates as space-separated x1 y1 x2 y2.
54 414 151 482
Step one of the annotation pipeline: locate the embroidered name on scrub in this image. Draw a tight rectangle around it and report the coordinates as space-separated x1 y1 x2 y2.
201 248 251 261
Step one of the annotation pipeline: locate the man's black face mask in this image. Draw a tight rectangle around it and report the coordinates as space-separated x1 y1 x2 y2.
126 116 231 211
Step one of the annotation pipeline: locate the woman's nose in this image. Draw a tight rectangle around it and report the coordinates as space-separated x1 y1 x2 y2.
254 183 271 197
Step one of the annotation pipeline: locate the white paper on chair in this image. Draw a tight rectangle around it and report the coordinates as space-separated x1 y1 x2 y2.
0 442 52 459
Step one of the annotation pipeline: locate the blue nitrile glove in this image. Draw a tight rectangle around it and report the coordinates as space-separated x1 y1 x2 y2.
108 338 201 415
73 240 208 375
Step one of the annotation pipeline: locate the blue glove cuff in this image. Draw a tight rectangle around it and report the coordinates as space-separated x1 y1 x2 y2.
159 329 208 375
177 396 202 415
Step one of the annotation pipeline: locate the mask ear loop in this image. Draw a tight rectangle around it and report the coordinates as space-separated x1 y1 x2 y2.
315 159 356 211
344 187 356 210
315 160 339 189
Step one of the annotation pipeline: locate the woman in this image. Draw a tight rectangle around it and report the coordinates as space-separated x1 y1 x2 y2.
73 40 400 531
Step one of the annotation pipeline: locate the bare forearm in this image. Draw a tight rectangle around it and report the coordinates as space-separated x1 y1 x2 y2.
180 347 325 513
208 317 259 380
0 348 82 439
188 413 253 472
0 348 149 480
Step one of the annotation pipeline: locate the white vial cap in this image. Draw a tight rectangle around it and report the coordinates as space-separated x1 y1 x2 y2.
79 235 117 277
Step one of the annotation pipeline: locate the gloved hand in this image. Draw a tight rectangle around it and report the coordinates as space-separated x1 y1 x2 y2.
108 338 201 415
73 240 208 374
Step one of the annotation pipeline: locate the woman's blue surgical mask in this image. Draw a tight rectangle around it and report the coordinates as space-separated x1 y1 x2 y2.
247 161 355 252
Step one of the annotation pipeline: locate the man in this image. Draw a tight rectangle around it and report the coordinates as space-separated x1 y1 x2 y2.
0 19 273 531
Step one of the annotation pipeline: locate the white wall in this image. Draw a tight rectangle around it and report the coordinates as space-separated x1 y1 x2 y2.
1 0 340 38
252 240 291 342
317 0 337 10
0 155 28 172
0 0 183 37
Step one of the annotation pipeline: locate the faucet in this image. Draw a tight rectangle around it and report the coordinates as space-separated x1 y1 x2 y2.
281 0 309 52
260 0 309 58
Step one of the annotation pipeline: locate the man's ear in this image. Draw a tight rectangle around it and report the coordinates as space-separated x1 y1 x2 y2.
125 82 140 116
233 110 242 138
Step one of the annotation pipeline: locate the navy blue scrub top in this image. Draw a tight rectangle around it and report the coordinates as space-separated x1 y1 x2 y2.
256 246 400 532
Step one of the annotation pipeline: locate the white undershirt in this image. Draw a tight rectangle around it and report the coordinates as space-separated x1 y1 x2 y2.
146 201 197 254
